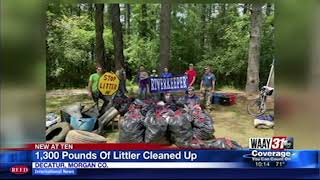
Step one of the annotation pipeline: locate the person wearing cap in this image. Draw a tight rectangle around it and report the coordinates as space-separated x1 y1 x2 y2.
200 66 216 109
150 69 161 100
150 69 159 78
161 67 173 78
88 65 109 111
185 64 197 87
137 66 149 99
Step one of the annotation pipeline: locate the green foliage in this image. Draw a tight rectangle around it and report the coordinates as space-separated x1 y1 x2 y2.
171 4 203 74
47 3 274 90
46 4 113 89
125 34 159 71
198 9 250 88
131 4 160 39
47 14 95 88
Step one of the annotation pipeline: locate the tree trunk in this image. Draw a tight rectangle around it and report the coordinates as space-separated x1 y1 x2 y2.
95 4 106 69
221 4 226 16
243 4 249 14
89 4 94 20
111 4 125 70
125 4 131 36
208 4 214 21
125 4 131 77
219 4 227 24
201 4 206 55
245 3 263 94
139 4 148 38
77 4 81 16
159 0 171 71
266 3 272 16
89 4 95 62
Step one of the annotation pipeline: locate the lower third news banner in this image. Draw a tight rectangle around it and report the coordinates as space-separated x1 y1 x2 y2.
0 144 319 178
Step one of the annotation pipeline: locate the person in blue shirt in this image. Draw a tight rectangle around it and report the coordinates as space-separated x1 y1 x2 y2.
161 67 173 78
200 66 216 109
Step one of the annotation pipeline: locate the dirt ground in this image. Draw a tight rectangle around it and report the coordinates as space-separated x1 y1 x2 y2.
46 88 274 147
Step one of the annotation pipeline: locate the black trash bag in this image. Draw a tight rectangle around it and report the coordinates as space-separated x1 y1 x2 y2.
175 97 189 109
143 96 159 104
132 99 147 107
144 107 173 144
113 93 135 116
187 138 206 148
190 109 215 140
140 100 157 116
118 102 132 116
113 93 126 109
141 105 156 117
119 108 145 143
205 138 243 150
167 109 193 146
186 137 242 150
128 99 151 116
81 104 99 118
118 99 135 116
143 99 158 105
165 100 184 111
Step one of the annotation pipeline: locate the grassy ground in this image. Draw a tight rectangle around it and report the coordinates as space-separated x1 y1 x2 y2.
46 94 93 114
46 87 273 147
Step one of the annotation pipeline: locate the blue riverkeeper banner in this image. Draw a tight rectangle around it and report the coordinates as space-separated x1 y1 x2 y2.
0 144 319 179
149 75 188 93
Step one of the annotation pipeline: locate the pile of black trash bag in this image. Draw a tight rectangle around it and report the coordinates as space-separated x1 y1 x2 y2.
190 106 215 140
144 106 173 144
119 103 145 143
112 93 135 116
168 109 193 146
119 98 242 150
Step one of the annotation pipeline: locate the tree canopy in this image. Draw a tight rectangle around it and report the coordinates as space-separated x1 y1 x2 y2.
46 3 274 90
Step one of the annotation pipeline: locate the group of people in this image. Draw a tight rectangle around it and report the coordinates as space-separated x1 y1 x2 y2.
87 63 216 111
137 66 173 99
137 64 216 109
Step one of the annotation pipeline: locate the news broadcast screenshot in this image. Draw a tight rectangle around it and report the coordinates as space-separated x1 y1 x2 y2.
0 0 319 179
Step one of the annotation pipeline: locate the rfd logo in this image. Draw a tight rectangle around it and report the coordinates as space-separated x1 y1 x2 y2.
10 165 29 175
249 137 293 150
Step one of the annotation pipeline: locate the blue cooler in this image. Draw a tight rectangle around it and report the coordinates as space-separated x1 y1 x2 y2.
212 93 224 104
70 116 97 131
